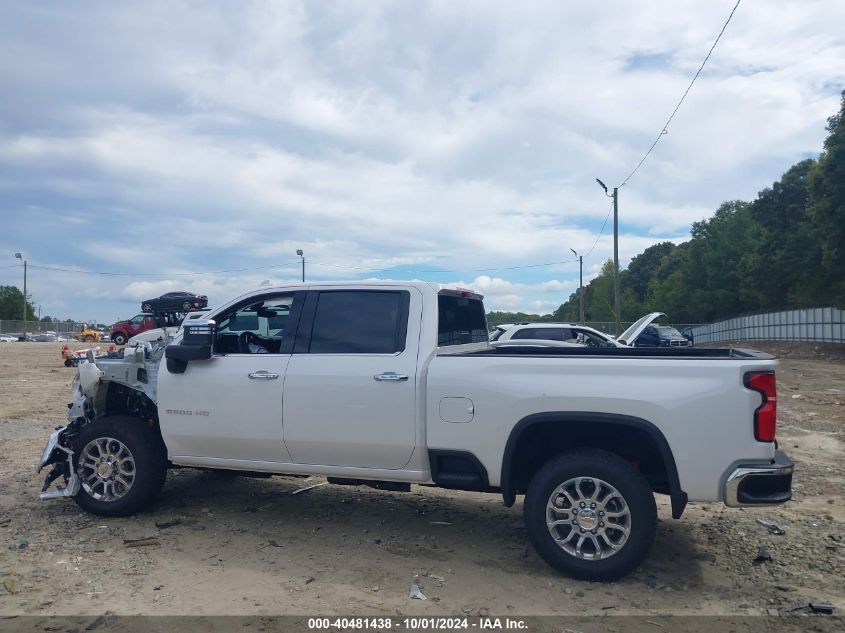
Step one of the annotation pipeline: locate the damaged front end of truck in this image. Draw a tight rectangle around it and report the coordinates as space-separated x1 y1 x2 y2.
37 343 165 500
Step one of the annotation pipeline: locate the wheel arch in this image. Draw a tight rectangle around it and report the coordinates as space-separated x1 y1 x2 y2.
97 382 167 455
501 412 687 518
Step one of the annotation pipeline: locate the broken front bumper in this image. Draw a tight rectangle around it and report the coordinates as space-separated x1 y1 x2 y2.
724 450 794 507
36 427 80 500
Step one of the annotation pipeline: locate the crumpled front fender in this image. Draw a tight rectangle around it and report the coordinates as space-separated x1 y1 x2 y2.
37 428 66 472
36 426 80 500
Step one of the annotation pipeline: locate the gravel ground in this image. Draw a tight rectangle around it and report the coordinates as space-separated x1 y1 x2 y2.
0 341 843 620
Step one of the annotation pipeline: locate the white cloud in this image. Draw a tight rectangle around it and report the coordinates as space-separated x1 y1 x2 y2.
1 0 842 320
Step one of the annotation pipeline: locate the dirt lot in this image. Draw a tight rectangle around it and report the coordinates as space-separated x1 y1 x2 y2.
0 342 843 618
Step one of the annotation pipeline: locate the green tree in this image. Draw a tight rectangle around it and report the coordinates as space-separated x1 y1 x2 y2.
808 90 845 305
749 159 824 308
0 285 36 321
626 242 677 309
486 310 549 328
581 260 617 322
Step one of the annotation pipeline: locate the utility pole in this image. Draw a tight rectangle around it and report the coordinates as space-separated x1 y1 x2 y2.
595 180 622 336
296 249 305 282
612 187 620 336
570 248 584 323
14 253 26 338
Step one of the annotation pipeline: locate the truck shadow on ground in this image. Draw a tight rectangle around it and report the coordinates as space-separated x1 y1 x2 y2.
143 468 706 589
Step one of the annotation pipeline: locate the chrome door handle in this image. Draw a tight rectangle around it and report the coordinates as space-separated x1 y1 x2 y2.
248 371 279 380
374 372 408 382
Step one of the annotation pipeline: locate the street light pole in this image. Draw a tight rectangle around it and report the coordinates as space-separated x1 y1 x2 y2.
612 186 620 336
14 253 26 338
595 179 622 336
570 248 583 324
296 249 305 282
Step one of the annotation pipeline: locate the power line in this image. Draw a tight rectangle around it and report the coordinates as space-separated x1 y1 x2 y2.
618 0 742 188
582 199 615 258
24 261 302 277
309 259 580 275
10 257 581 280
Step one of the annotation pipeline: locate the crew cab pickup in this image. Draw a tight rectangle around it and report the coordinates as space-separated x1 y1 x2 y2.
37 282 793 580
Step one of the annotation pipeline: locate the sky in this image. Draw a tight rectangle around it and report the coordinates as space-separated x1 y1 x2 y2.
1 0 843 324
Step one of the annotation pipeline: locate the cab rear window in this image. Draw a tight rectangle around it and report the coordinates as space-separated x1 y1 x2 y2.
438 294 488 346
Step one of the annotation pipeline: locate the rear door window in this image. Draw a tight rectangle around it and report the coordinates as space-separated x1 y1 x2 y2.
308 291 408 354
438 294 488 346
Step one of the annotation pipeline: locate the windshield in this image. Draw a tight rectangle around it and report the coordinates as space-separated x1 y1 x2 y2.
489 327 507 341
655 326 684 337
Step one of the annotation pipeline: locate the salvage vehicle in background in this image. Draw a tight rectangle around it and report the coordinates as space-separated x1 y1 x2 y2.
110 312 183 345
490 322 623 348
634 324 692 348
70 328 102 343
141 291 208 313
38 282 792 581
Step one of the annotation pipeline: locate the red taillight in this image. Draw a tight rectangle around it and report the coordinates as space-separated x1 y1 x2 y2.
745 372 777 442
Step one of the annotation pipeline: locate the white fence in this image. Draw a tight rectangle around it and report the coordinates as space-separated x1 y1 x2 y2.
689 308 845 344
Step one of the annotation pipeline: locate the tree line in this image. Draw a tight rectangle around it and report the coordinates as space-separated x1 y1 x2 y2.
490 90 845 327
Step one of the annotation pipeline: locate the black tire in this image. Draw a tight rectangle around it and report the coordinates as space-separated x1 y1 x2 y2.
142 302 153 312
83 335 95 342
72 415 167 517
181 300 192 311
112 332 127 345
523 448 657 581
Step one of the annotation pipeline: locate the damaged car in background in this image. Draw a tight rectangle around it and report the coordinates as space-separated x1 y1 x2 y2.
490 313 692 349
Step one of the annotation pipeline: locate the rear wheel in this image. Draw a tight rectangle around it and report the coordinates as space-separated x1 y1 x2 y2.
181 300 192 311
142 302 153 312
523 448 657 581
83 334 95 342
112 332 127 345
72 416 167 517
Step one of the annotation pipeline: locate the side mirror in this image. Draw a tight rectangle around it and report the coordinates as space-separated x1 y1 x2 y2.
165 320 215 374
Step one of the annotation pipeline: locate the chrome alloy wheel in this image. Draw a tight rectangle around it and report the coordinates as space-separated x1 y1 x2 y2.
78 437 136 502
546 476 632 560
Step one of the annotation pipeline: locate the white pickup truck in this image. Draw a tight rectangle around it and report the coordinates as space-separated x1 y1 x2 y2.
37 281 793 580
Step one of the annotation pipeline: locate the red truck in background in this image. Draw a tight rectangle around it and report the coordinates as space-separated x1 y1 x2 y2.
110 312 182 345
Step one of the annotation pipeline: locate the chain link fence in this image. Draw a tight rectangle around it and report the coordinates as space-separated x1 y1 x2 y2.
0 319 89 339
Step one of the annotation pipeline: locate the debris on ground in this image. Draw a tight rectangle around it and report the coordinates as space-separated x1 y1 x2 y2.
3 576 18 594
123 537 160 548
291 482 328 496
155 519 181 529
809 602 835 614
408 583 427 600
753 545 773 564
756 518 786 535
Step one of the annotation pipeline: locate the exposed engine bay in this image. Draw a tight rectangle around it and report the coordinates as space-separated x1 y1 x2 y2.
37 342 166 500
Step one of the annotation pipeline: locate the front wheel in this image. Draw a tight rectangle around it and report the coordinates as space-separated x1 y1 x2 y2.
523 448 657 581
112 332 127 345
72 416 167 517
83 334 95 342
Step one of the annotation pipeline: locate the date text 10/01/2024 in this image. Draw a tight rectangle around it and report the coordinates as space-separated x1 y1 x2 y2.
307 617 528 630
